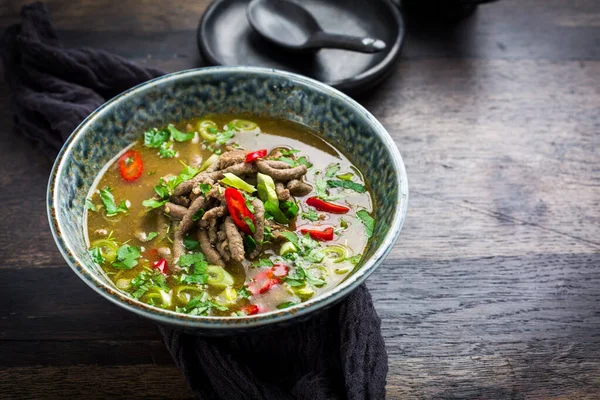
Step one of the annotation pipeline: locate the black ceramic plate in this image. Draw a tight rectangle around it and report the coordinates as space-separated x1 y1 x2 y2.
198 0 404 95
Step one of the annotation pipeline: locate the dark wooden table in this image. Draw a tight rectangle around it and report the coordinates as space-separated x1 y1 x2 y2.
1 1 599 398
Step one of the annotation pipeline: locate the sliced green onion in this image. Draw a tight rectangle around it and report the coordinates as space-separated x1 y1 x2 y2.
199 120 218 142
142 288 172 308
256 173 278 206
215 287 237 306
279 242 298 256
293 285 315 300
199 153 219 172
174 285 203 304
334 268 351 275
323 244 350 263
206 265 235 289
115 278 131 290
91 239 119 263
336 172 354 181
221 173 256 193
229 119 258 132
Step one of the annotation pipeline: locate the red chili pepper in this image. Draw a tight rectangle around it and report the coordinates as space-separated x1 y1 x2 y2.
306 197 350 214
245 149 267 163
224 188 256 235
300 226 334 241
152 258 168 275
118 150 144 182
248 264 289 295
241 304 260 315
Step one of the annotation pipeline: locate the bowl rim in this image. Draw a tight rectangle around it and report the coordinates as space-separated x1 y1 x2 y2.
47 66 408 330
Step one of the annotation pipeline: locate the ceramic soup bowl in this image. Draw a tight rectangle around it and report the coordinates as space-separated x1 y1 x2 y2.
48 67 408 333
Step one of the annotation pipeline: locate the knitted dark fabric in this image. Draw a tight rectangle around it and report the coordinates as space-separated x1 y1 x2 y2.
1 3 389 399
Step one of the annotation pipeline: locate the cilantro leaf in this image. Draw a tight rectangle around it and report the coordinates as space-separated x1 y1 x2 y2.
297 156 312 169
277 301 297 309
244 235 257 254
130 270 168 299
89 247 105 265
327 179 366 193
179 253 206 267
146 232 159 241
306 269 327 287
99 187 129 217
180 253 209 284
153 183 169 199
280 231 299 246
280 149 300 156
184 237 199 250
215 130 235 145
252 259 274 268
325 163 341 178
179 165 200 181
238 286 251 299
304 248 324 263
243 216 256 233
168 124 195 142
301 209 320 221
144 128 170 148
178 296 228 316
345 254 362 266
182 264 209 284
112 244 141 270
192 209 205 221
314 178 344 201
356 210 375 238
280 200 299 219
158 141 176 158
199 183 211 196
275 157 297 167
142 198 167 209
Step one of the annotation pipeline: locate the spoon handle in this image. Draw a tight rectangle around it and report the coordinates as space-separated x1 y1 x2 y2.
308 31 386 53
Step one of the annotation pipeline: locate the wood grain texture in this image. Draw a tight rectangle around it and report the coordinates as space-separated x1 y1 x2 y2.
1 0 599 398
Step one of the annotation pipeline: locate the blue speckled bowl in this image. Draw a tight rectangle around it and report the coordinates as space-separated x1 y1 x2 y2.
47 67 408 334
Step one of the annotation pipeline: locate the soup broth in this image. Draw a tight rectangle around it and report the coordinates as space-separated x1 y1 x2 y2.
86 116 374 316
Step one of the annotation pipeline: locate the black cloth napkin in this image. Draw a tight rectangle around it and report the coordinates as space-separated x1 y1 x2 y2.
1 3 388 399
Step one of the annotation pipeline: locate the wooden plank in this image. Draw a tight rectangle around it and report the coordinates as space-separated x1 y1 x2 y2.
0 365 193 400
2 0 599 61
0 340 173 367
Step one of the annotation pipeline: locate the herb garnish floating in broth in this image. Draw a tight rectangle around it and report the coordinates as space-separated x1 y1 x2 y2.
86 116 374 316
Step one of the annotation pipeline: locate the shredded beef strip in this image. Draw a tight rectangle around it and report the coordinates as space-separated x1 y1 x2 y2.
179 196 208 234
198 230 224 266
224 162 257 176
202 205 226 222
218 150 247 169
249 199 265 259
256 160 307 181
287 179 313 196
172 222 185 269
208 219 218 244
164 202 187 220
275 182 290 201
224 216 245 262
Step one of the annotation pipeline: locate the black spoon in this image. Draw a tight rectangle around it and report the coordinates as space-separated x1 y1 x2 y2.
247 0 387 53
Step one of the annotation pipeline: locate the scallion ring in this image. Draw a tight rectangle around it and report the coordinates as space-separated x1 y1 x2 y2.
199 120 218 142
228 119 258 132
173 285 203 304
91 239 119 263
